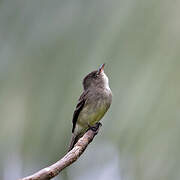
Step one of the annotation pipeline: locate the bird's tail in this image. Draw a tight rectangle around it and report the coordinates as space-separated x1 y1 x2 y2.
68 133 79 152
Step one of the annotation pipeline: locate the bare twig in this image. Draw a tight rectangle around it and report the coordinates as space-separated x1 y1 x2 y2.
19 125 101 180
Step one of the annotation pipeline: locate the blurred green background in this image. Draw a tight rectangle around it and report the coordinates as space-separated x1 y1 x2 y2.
0 0 180 180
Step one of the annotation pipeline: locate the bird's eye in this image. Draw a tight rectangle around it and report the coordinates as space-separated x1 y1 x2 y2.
93 72 98 78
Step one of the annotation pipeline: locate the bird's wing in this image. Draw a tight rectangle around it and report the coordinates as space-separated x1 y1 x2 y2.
72 90 89 133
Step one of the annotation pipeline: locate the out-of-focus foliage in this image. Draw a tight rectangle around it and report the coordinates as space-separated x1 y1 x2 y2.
0 0 180 180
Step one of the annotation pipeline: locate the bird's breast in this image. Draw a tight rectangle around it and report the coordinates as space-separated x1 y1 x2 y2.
77 93 111 127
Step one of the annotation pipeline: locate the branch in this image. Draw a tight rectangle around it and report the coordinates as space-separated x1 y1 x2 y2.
19 125 101 180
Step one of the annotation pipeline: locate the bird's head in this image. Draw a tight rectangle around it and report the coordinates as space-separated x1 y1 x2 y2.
83 64 109 90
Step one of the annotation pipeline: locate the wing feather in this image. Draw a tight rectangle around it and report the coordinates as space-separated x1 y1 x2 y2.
72 90 89 133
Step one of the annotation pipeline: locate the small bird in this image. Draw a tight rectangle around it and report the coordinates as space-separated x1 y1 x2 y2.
68 64 112 151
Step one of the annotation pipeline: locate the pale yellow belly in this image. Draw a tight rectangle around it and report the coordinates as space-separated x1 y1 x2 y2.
74 103 108 135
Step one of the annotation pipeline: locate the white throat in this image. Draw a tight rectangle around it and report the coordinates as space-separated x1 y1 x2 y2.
102 71 111 91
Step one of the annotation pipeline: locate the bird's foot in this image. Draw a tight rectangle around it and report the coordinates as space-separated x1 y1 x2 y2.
88 122 102 135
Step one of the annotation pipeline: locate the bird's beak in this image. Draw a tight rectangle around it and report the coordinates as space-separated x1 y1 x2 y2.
98 63 105 74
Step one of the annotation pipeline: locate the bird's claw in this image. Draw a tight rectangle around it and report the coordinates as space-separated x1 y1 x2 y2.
88 122 102 134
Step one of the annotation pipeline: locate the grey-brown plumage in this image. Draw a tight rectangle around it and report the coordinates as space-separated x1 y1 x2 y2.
68 64 112 151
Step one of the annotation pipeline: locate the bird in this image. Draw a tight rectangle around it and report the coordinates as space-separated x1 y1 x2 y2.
68 64 112 151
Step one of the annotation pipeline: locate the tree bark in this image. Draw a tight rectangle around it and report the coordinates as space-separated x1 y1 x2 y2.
19 125 101 180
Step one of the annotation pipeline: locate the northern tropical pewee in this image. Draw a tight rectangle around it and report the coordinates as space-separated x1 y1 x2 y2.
68 64 112 151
